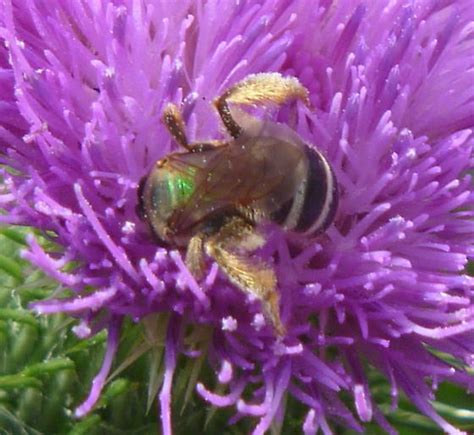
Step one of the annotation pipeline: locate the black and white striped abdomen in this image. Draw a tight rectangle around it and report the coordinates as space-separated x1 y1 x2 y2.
272 146 338 234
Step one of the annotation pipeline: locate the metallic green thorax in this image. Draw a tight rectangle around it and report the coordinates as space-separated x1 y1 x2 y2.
153 168 196 211
166 173 195 206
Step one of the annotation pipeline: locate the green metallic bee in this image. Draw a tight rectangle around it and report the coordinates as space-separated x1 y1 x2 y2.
138 73 338 335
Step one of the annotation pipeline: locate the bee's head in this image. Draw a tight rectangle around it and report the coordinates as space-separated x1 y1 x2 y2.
137 163 194 245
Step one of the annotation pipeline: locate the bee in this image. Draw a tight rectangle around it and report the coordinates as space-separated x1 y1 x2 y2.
138 73 338 336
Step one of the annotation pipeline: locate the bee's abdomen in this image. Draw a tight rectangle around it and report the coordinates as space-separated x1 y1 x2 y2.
273 147 338 234
298 147 338 233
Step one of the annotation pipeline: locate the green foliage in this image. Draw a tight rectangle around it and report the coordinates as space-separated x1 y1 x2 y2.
0 228 159 434
0 227 473 434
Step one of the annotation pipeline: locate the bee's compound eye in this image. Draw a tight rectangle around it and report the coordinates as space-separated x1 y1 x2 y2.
136 175 148 221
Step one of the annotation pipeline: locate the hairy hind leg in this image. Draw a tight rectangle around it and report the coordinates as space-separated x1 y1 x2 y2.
204 216 285 336
214 72 310 138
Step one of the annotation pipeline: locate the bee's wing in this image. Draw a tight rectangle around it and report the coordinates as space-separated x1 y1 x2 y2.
166 136 306 232
164 145 239 231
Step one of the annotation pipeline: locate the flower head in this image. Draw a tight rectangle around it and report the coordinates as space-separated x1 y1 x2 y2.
1 1 474 434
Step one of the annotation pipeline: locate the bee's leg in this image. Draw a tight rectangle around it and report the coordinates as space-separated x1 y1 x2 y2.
184 140 227 153
185 233 206 279
162 103 189 149
205 217 285 336
163 104 227 152
214 72 310 138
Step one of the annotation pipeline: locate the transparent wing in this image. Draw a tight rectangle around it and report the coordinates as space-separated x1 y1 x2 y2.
166 135 306 232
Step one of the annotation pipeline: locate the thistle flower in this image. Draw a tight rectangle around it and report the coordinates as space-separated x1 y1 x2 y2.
1 1 474 434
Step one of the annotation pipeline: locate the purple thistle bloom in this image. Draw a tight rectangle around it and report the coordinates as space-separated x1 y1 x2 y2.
1 0 474 433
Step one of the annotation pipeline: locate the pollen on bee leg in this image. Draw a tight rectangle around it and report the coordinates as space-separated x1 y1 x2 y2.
221 73 310 108
214 73 310 138
205 220 284 335
238 231 266 251
185 234 205 279
262 290 286 336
